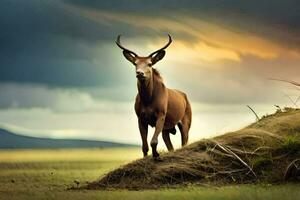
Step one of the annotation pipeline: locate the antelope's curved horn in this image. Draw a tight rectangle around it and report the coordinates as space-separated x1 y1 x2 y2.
149 34 172 57
115 35 138 57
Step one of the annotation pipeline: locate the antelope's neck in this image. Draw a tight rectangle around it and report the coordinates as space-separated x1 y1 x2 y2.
137 75 155 105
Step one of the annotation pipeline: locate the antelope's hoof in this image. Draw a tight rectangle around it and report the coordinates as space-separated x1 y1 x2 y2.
152 150 159 157
153 156 163 162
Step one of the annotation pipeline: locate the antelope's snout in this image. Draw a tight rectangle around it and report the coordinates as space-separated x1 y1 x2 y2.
136 71 145 79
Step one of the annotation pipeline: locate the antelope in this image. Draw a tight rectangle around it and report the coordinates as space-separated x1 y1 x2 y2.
116 34 192 159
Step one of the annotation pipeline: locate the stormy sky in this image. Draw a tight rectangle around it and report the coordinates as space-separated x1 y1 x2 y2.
0 0 299 146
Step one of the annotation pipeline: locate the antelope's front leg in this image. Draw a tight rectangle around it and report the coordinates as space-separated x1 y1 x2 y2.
150 114 166 159
138 118 148 157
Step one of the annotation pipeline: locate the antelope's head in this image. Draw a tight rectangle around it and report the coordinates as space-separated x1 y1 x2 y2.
116 35 172 81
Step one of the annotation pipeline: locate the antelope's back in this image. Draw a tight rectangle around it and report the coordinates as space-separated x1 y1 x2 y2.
165 88 189 123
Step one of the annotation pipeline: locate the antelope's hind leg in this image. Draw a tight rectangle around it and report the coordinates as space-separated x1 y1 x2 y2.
162 130 174 151
178 99 192 146
178 114 191 146
178 122 188 146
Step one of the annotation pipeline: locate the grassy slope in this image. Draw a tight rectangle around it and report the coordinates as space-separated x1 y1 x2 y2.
89 108 300 189
0 148 300 200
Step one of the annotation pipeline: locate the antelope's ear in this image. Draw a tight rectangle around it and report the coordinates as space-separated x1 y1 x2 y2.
123 50 136 64
151 50 165 65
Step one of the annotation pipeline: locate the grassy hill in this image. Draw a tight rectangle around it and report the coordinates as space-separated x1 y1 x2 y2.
0 128 137 149
87 108 300 189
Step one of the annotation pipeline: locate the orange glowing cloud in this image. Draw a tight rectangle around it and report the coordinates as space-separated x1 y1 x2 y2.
64 4 300 63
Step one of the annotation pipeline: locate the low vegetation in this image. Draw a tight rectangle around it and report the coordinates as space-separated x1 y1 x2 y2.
0 139 300 199
87 108 300 190
0 148 140 199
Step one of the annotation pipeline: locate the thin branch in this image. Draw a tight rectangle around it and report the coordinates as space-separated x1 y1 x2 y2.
269 78 300 87
295 95 300 104
283 93 298 108
247 105 260 121
294 86 300 91
217 169 247 174
284 158 300 181
213 141 257 178
250 146 273 155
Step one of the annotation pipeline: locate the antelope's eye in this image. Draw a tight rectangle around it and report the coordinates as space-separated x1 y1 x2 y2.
148 64 152 67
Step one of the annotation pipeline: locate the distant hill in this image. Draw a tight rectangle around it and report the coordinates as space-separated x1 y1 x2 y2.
0 128 138 149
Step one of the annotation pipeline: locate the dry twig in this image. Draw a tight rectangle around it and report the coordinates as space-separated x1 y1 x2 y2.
247 105 260 121
211 141 257 178
284 158 300 180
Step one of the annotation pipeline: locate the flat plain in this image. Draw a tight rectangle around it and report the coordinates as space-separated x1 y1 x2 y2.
0 148 299 200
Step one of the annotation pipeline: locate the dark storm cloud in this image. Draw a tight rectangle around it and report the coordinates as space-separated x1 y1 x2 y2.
0 0 142 87
0 0 300 88
0 1 111 44
63 0 300 32
64 0 300 49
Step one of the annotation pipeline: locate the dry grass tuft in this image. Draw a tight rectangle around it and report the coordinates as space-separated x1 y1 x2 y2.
86 108 300 190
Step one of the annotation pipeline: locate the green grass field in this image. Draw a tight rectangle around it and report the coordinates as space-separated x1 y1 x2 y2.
0 148 299 200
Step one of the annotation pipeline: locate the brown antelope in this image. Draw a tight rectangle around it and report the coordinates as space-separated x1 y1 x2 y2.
116 34 192 159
